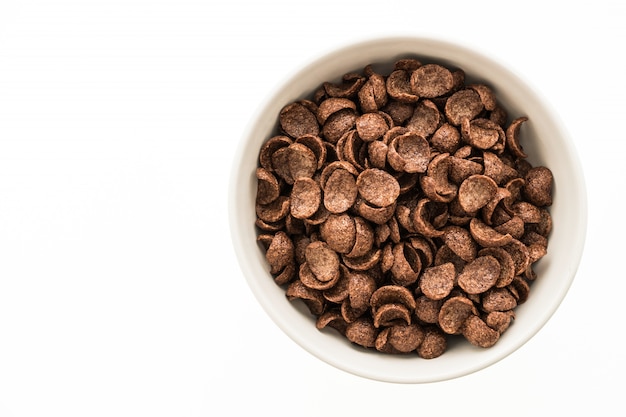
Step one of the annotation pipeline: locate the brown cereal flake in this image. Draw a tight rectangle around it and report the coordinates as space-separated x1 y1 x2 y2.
279 102 320 139
356 168 400 207
419 262 456 301
438 296 477 335
461 315 500 348
444 89 484 126
457 255 500 294
410 64 454 98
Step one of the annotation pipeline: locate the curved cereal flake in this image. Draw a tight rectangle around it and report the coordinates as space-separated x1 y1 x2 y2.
256 195 290 224
504 176 525 202
528 207 552 237
367 139 389 169
483 151 518 185
406 99 440 138
303 203 330 226
322 272 349 306
255 217 284 232
356 168 400 207
347 270 377 312
417 327 447 359
354 197 396 225
512 201 542 224
444 89 484 126
506 116 529 158
386 69 419 103
374 327 397 353
523 166 553 207
341 295 367 323
409 236 436 268
264 231 295 275
271 146 294 184
461 118 504 150
295 134 327 170
345 317 378 348
290 177 321 220
415 296 443 324
481 187 512 225
323 167 358 214
390 242 422 286
508 276 530 304
420 153 457 203
494 215 525 240
478 247 515 288
319 213 356 254
322 107 357 144
255 167 280 205
341 248 381 271
458 174 498 213
319 160 359 189
461 315 500 348
382 125 410 145
469 84 497 111
259 135 292 172
358 72 388 113
410 64 454 98
419 262 456 301
482 287 518 312
286 279 325 315
274 262 296 286
381 243 394 273
388 132 430 173
375 222 391 246
396 172 420 194
287 142 318 182
522 231 548 263
431 123 461 154
299 261 339 291
370 285 416 314
485 311 515 334
256 233 274 251
448 156 484 185
395 202 416 233
442 225 477 262
356 112 389 142
316 97 357 126
373 303 412 328
305 241 340 283
469 217 513 247
279 102 320 139
316 310 348 335
388 323 425 353
338 130 366 169
503 239 531 276
457 255 500 294
323 72 365 98
490 105 508 126
382 100 415 125
411 198 446 238
346 216 374 258
438 296 477 335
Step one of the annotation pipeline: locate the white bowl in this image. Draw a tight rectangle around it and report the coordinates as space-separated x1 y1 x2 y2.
229 36 587 383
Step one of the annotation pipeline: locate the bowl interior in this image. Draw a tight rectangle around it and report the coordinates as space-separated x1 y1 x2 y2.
229 37 587 383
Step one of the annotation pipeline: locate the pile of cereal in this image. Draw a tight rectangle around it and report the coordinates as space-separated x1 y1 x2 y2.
254 58 553 358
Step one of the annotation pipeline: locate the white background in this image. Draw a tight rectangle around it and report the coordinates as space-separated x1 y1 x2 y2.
0 1 623 416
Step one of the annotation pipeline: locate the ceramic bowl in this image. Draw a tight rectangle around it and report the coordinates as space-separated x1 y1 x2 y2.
229 36 587 383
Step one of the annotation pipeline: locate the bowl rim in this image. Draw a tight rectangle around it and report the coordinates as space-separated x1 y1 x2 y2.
229 35 588 384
